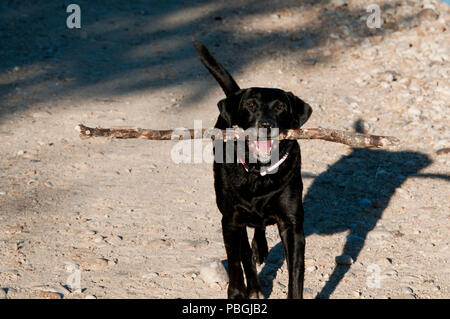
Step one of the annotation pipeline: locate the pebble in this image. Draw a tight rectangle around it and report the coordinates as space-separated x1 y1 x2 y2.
304 258 315 268
80 258 111 270
31 111 52 119
85 294 97 299
306 265 317 272
6 226 23 234
402 286 414 294
33 284 70 296
39 291 63 299
302 58 317 66
358 198 372 207
44 181 53 188
199 261 229 284
417 9 438 22
303 287 314 298
436 148 450 155
331 0 347 6
367 228 394 241
394 293 416 299
335 254 354 265
407 108 421 116
142 272 159 279
0 289 7 299
409 82 421 92
395 188 410 199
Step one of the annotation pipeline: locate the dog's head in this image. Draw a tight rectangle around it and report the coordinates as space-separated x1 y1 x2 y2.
216 87 312 162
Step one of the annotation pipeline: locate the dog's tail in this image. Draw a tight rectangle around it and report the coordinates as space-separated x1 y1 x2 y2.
193 40 240 96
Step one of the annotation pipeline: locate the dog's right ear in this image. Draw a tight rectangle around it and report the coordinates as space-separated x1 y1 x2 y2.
217 90 244 128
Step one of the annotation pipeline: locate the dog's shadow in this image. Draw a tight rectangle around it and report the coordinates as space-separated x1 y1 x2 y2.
258 121 448 298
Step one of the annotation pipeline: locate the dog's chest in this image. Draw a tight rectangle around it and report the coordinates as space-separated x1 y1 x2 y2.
232 182 282 227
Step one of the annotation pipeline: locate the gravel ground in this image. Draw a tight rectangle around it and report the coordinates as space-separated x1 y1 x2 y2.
0 0 449 299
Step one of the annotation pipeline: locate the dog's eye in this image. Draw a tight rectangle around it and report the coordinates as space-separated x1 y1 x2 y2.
275 103 285 111
247 102 256 111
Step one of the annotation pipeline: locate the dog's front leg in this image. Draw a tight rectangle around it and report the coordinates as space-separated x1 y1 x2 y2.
277 213 305 299
222 217 247 299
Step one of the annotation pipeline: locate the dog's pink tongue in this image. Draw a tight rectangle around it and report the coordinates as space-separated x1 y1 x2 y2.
257 140 270 153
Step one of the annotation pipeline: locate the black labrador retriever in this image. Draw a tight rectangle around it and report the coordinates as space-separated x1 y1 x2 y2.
194 41 312 299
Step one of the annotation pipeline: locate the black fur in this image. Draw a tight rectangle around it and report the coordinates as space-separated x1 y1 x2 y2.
195 41 312 299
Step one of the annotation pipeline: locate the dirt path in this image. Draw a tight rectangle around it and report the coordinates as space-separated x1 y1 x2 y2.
0 0 449 299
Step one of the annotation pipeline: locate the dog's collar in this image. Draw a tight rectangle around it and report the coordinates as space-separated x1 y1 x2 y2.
238 152 290 176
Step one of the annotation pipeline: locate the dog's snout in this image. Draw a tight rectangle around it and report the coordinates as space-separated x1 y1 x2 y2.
258 120 276 128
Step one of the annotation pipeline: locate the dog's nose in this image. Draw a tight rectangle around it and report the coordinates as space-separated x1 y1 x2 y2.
258 120 276 128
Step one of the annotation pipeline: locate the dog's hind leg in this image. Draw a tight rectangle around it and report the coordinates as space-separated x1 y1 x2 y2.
241 227 263 299
252 227 268 265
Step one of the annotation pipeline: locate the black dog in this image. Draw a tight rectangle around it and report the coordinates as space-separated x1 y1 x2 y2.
194 41 312 299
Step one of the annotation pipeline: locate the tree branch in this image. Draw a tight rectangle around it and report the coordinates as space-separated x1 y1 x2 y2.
76 124 399 148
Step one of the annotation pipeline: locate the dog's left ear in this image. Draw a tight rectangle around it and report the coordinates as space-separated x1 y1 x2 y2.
286 92 312 128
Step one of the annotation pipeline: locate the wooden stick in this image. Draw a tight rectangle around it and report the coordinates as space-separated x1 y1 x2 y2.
76 124 399 148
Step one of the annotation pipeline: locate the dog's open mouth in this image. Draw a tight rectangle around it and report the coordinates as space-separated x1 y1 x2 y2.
249 139 274 163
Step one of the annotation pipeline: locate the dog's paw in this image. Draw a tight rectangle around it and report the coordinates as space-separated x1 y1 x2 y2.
228 286 248 299
248 289 263 299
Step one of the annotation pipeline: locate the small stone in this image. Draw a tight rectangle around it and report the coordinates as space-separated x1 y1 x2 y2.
367 228 394 241
394 293 416 299
409 82 421 92
85 294 97 299
436 148 450 156
277 281 286 288
304 258 315 268
0 191 6 196
303 287 314 299
0 289 7 299
331 0 347 6
6 226 23 234
358 198 372 207
39 291 63 299
199 261 229 284
335 254 354 265
417 8 438 22
302 58 317 66
403 287 414 294
80 258 110 270
395 188 410 199
44 181 53 188
407 108 421 116
33 284 70 296
93 235 103 243
142 272 159 279
31 111 51 119
306 265 317 272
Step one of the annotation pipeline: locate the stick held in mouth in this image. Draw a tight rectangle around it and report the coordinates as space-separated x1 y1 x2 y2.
76 124 399 148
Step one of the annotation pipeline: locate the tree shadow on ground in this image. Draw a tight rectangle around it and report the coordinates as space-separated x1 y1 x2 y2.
259 120 449 298
0 0 416 119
